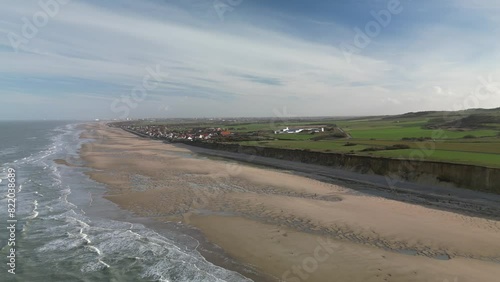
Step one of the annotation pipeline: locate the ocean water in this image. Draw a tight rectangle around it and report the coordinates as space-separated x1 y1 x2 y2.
0 121 251 282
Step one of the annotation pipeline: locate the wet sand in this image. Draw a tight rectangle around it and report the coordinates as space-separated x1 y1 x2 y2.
80 123 500 282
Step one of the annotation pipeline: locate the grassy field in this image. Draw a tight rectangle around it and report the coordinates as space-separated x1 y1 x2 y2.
228 109 500 168
129 108 500 168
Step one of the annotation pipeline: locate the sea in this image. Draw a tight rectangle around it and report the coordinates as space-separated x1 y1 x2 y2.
0 121 251 282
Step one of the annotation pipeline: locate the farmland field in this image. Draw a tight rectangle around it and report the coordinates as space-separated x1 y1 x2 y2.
124 108 500 168
226 109 500 168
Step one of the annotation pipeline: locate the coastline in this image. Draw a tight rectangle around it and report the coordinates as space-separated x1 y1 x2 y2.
79 123 500 282
78 124 269 281
178 141 500 194
174 143 500 220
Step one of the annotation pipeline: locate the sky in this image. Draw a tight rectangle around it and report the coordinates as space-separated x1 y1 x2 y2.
1 0 500 120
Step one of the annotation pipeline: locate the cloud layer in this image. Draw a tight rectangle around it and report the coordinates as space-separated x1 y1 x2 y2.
1 0 499 120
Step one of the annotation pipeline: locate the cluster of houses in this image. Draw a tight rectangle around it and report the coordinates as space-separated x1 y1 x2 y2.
112 122 334 143
274 127 325 134
120 124 232 141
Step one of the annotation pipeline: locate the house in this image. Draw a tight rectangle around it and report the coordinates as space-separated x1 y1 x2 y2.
274 127 290 134
274 126 325 134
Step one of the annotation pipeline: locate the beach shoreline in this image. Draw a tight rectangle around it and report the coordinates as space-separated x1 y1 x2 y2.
78 122 500 282
174 143 500 220
78 124 270 282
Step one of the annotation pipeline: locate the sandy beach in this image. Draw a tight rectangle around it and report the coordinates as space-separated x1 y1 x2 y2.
79 123 500 282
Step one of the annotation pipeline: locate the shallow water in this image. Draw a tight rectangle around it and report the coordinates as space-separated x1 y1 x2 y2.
0 121 251 282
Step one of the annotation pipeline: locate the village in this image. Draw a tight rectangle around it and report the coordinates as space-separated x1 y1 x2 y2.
112 122 338 143
117 124 232 141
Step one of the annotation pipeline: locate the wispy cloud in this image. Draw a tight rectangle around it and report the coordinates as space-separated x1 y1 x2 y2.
0 0 499 120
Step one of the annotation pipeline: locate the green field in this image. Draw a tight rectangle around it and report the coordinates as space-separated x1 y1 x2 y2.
126 108 500 168
228 109 500 168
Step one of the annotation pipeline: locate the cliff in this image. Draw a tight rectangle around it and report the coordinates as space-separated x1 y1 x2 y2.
183 141 500 194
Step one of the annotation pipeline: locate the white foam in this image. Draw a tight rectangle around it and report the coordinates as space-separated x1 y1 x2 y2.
86 245 102 256
25 211 39 220
50 210 90 229
99 260 110 268
83 237 91 245
24 200 40 220
80 260 110 273
37 237 84 253
80 230 91 244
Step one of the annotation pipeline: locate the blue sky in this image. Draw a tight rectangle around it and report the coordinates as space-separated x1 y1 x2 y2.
1 0 500 120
